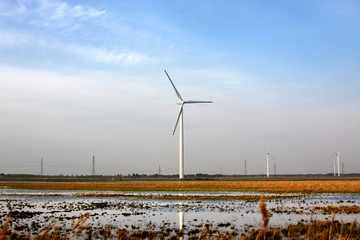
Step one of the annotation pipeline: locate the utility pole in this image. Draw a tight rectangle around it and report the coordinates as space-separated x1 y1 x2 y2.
91 155 95 176
158 165 161 176
342 162 344 175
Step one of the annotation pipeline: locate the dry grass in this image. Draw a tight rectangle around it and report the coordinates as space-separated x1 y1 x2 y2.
255 195 273 240
1 180 360 194
259 195 270 229
0 217 11 240
316 205 360 214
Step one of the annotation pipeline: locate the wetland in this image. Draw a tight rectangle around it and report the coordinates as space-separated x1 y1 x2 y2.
0 180 359 239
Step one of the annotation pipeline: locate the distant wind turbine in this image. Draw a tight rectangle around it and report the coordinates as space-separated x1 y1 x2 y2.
335 152 340 176
265 145 270 177
263 144 276 177
165 70 213 179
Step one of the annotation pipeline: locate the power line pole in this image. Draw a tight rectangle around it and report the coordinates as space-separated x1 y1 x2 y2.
91 155 95 176
342 162 344 175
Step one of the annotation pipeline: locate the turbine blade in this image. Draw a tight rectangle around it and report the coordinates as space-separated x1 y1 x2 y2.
185 100 213 104
267 144 271 153
164 70 183 101
172 105 183 135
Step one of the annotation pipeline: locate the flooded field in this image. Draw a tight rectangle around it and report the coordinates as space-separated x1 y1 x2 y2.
1 188 359 238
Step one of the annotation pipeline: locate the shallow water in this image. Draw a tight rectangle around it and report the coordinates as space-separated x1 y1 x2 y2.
1 189 359 236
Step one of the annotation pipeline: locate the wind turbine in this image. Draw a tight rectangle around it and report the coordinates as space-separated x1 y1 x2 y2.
263 144 275 177
265 145 270 177
165 70 213 179
266 144 270 177
335 152 340 176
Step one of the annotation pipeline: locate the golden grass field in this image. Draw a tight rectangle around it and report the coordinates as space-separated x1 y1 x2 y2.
1 180 360 194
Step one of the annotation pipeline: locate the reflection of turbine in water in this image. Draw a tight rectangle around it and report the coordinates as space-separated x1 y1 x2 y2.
178 201 184 240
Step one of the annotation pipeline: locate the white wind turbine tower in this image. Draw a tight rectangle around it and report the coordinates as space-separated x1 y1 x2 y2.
335 152 340 176
263 144 274 177
165 70 213 179
266 145 270 177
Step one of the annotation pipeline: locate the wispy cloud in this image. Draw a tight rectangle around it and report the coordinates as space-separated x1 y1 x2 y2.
35 0 105 29
0 0 154 67
68 45 152 65
39 0 105 20
0 0 105 29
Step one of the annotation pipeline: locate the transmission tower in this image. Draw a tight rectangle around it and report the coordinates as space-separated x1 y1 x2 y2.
91 155 95 176
158 165 161 176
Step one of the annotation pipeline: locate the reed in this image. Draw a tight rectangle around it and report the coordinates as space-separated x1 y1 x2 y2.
255 195 273 240
0 216 11 240
259 195 270 229
69 213 90 238
345 218 357 240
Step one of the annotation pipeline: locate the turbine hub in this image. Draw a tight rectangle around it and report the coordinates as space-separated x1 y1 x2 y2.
177 101 184 105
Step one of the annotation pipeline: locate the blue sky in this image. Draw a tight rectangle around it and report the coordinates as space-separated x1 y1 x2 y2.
0 0 359 175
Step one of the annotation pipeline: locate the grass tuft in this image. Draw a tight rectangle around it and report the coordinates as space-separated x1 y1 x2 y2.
259 195 270 229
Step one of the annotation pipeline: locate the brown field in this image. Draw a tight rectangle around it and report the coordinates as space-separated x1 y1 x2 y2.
1 180 360 194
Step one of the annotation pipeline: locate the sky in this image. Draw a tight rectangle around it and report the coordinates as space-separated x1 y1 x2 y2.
0 0 359 176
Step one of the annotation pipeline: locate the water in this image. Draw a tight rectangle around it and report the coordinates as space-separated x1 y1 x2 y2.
1 189 359 235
